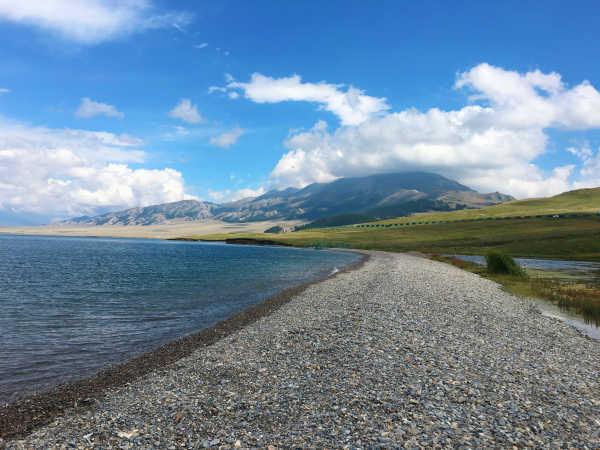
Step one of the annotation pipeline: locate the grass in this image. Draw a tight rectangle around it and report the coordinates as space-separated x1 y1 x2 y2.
364 187 600 226
189 200 600 325
485 252 527 277
430 255 600 326
194 216 600 261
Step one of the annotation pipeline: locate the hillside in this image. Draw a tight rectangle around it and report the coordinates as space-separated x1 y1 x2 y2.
218 172 512 222
62 172 513 226
190 187 600 261
64 200 219 226
194 216 600 262
367 187 600 226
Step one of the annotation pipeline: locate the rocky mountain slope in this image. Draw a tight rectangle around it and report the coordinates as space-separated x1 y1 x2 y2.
63 200 219 226
63 172 513 226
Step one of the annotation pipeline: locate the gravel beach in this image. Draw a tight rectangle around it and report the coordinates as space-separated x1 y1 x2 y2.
3 251 599 448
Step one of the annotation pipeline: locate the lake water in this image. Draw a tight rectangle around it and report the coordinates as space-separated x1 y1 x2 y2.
0 235 361 404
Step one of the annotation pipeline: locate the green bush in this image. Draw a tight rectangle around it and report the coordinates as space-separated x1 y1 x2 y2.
485 251 526 277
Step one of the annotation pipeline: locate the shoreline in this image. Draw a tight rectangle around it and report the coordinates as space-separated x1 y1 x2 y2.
0 220 303 241
2 252 599 447
0 252 369 440
4 251 598 448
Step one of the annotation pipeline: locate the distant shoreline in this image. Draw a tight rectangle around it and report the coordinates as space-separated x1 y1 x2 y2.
0 250 368 440
0 219 302 241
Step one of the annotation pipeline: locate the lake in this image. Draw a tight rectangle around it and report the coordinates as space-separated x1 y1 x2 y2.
0 235 361 404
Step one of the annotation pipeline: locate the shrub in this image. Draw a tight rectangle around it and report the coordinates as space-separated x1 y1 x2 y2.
485 251 527 277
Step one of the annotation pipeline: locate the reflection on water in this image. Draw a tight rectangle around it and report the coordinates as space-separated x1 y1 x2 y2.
526 297 600 341
450 254 600 340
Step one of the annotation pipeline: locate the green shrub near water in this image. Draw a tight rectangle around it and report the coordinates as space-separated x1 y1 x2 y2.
485 251 527 277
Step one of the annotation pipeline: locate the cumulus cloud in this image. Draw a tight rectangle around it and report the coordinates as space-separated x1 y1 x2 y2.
0 118 188 220
455 63 600 129
168 98 203 124
0 87 10 95
210 127 245 148
220 73 390 126
265 64 600 198
208 186 266 203
75 97 124 119
0 0 192 44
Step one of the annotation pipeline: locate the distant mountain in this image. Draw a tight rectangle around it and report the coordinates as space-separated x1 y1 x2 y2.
217 172 513 222
63 200 219 226
62 172 514 226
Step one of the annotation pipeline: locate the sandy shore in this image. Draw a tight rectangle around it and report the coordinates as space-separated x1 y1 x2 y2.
2 252 599 448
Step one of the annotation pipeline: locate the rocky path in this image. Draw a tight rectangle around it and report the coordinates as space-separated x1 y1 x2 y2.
4 252 599 448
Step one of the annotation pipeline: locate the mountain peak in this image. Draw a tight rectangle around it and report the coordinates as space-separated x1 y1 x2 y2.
62 172 513 226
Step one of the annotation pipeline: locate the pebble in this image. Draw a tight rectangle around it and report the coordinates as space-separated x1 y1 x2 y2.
3 252 599 448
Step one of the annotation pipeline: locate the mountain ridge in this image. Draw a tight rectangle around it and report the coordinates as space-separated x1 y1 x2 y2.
62 172 514 226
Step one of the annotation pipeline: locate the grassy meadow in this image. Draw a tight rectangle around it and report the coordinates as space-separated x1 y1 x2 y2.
367 187 600 226
191 188 600 324
193 216 600 261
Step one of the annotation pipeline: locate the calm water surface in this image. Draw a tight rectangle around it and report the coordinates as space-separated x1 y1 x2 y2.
0 235 360 403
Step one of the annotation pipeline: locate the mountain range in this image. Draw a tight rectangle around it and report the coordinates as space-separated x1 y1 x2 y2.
62 172 514 226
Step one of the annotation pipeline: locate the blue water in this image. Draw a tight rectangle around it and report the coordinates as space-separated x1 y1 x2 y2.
0 235 360 403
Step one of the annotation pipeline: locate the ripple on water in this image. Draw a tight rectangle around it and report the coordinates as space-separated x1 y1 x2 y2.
0 235 360 403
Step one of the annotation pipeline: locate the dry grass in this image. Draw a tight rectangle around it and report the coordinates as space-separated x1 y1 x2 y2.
0 220 303 240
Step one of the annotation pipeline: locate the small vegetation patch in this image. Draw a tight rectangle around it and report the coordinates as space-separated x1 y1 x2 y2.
485 252 527 277
530 280 600 326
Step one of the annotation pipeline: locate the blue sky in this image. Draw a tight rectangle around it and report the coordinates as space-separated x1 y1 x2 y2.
1 0 600 223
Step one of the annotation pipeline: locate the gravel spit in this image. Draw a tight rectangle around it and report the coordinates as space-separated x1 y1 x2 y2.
3 251 599 448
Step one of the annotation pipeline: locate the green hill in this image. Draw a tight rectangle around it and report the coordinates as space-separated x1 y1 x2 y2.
193 216 600 261
363 187 600 226
191 188 600 261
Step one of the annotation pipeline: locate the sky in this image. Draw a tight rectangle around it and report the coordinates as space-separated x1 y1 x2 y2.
1 0 600 224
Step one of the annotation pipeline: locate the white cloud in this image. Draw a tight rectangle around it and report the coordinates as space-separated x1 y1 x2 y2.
75 97 124 119
168 98 203 124
567 144 600 188
567 144 593 161
221 73 390 126
0 0 191 44
0 117 188 219
208 186 266 202
210 127 245 148
455 63 600 129
266 64 600 198
162 125 190 141
195 42 208 49
0 87 10 95
208 86 226 94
